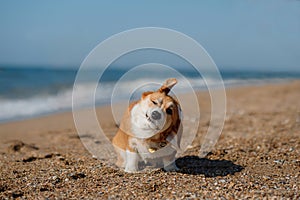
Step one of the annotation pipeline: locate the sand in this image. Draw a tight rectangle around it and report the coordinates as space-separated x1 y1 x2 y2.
0 81 299 199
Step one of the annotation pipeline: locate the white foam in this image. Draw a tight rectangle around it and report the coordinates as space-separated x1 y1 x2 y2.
0 77 288 122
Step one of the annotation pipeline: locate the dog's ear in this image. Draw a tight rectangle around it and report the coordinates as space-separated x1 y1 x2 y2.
158 78 177 94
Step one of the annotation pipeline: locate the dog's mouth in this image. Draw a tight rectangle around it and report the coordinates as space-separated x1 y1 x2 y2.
146 113 154 123
146 113 160 130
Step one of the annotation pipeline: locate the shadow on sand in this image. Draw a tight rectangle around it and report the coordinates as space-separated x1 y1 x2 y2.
175 156 244 177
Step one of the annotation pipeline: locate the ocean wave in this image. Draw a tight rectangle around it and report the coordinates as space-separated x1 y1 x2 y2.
0 77 293 122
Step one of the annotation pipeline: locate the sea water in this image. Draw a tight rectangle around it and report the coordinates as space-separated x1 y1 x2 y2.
0 66 299 123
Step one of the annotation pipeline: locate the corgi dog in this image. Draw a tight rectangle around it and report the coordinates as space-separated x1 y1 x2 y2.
112 78 182 172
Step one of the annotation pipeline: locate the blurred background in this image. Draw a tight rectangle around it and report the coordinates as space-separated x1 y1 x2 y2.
0 0 300 122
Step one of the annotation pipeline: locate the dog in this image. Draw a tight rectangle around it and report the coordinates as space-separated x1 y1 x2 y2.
112 78 182 172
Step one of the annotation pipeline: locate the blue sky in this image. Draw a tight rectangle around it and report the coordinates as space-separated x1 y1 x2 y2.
0 0 299 71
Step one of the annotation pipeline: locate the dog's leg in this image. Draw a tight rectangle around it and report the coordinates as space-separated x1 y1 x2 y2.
115 148 126 168
163 161 179 171
162 150 179 171
125 150 139 173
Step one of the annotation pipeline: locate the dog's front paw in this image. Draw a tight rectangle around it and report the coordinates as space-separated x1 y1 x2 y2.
163 162 179 172
124 150 140 173
124 167 138 173
124 162 139 173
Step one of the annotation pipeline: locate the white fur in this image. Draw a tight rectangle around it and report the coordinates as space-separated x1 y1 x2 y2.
166 132 182 153
130 97 166 139
124 150 140 172
115 136 179 172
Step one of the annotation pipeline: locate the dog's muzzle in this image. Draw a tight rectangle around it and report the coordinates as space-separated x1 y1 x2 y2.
151 110 161 120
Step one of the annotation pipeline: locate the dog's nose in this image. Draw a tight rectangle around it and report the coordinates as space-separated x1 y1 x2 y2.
151 111 161 120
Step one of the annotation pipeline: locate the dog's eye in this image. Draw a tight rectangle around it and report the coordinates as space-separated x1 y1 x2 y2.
166 108 173 115
151 100 157 105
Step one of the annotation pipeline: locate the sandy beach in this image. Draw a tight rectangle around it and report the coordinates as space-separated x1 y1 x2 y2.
0 81 299 199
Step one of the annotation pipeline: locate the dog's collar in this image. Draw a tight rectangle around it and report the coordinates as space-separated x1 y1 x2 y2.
148 141 168 153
